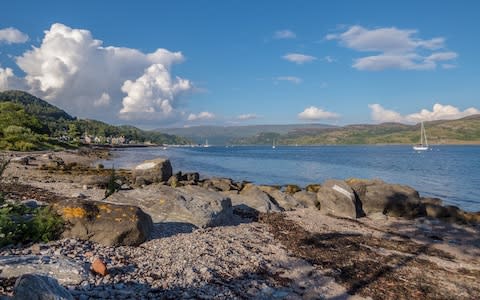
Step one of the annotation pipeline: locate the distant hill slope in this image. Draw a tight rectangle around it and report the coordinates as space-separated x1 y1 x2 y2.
0 90 189 150
245 116 480 145
161 115 480 145
0 90 74 122
158 124 336 145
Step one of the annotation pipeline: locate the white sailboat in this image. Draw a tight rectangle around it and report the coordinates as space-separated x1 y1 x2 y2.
272 139 276 149
203 139 210 148
413 121 429 151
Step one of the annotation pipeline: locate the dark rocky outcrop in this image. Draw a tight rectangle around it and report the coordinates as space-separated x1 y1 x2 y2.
305 184 321 193
54 199 153 246
202 177 238 192
346 179 425 218
317 180 363 218
132 158 172 186
424 203 480 224
11 274 73 300
284 184 301 195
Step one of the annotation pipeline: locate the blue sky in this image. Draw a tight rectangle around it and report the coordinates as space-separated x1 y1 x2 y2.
0 0 479 128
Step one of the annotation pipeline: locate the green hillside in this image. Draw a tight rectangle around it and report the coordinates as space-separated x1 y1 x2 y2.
0 90 189 151
159 124 335 145
235 116 480 145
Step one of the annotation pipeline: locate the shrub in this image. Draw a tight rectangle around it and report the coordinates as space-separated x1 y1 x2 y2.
104 167 120 199
0 201 64 248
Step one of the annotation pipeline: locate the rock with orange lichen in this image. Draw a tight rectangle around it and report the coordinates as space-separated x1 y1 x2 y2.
53 199 153 246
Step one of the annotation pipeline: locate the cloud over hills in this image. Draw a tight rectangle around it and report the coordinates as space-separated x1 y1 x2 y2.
369 103 480 123
0 23 193 126
298 106 339 121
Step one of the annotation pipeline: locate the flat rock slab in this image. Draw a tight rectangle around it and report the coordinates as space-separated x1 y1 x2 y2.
12 274 73 300
108 184 234 228
0 255 88 285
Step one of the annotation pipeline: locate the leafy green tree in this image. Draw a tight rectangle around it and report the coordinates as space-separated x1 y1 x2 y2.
68 123 80 140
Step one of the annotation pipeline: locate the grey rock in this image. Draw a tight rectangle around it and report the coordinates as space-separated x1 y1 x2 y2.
257 185 302 210
225 185 282 213
347 179 425 218
292 191 319 209
10 156 30 165
20 199 47 209
53 199 153 246
317 179 363 218
132 157 172 185
202 177 236 192
80 175 110 188
108 184 234 228
12 274 73 300
0 255 88 285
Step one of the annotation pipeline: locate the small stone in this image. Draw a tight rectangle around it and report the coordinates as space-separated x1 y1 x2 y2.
30 244 41 254
92 257 108 276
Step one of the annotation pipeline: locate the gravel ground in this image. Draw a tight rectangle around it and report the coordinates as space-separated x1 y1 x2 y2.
1 222 358 299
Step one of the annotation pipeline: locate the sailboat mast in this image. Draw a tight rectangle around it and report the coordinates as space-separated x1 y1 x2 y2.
423 122 428 146
420 122 424 145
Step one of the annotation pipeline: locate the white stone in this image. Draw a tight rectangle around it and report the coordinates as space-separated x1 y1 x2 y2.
134 162 156 170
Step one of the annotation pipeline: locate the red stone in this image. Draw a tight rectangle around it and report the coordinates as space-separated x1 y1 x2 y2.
92 257 108 276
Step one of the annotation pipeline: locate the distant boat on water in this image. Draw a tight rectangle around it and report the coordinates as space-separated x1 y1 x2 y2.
272 139 276 149
413 121 429 151
203 139 210 148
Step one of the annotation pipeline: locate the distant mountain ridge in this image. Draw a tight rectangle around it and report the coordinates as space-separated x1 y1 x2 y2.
159 115 480 145
158 124 336 145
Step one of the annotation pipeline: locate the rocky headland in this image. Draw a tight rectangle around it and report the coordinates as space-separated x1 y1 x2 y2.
0 149 479 299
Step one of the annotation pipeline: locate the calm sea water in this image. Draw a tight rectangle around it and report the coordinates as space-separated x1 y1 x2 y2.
100 145 480 212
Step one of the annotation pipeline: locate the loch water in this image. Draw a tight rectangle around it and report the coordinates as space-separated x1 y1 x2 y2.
100 145 480 212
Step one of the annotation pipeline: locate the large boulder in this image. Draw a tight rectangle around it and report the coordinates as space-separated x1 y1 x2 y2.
202 177 238 192
231 184 283 213
108 184 234 228
54 199 153 246
12 274 73 300
293 191 319 209
0 255 88 285
346 178 425 218
132 158 172 185
317 180 363 218
257 185 302 210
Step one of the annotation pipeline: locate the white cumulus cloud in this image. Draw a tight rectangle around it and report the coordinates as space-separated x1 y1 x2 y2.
369 103 480 123
94 92 111 107
187 111 215 121
327 25 457 71
0 66 26 90
0 23 193 125
368 104 404 123
274 30 296 39
283 53 317 64
120 64 192 121
298 106 339 121
0 27 29 44
236 113 258 121
275 76 302 84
